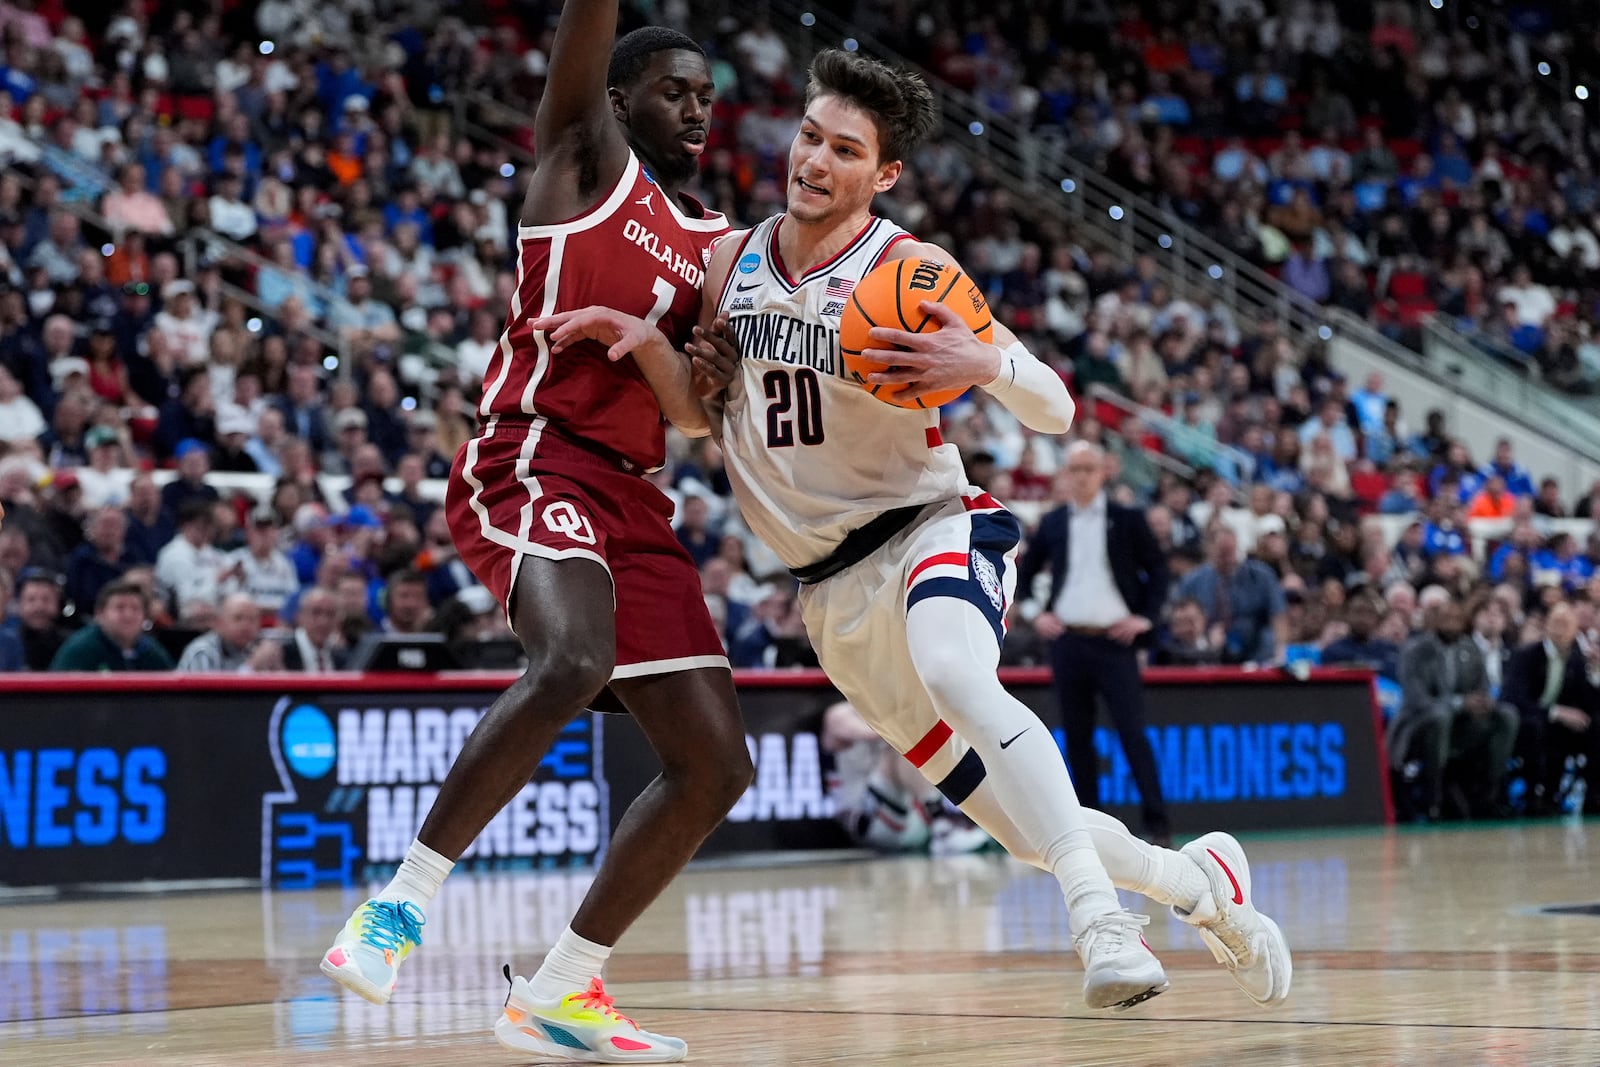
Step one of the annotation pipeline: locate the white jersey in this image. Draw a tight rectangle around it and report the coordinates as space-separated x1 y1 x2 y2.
716 214 968 569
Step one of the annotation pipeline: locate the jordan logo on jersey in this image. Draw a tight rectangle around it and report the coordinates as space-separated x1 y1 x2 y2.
635 192 655 215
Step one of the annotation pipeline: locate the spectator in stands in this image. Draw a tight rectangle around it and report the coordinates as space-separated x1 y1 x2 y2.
0 362 43 443
64 504 136 613
49 579 173 672
1488 521 1542 585
160 439 222 520
123 474 173 564
1151 597 1221 666
101 162 173 236
273 363 332 457
280 587 346 672
1497 265 1556 329
382 567 432 634
1176 525 1287 664
222 505 298 620
1472 599 1514 700
8 566 67 671
1393 600 1518 820
1505 602 1600 816
1467 475 1518 520
154 500 227 616
176 593 281 672
328 265 400 361
1534 478 1567 518
1482 439 1534 498
1321 593 1400 680
675 494 720 569
0 568 20 669
1421 494 1469 559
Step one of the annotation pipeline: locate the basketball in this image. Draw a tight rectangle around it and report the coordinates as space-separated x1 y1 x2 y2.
839 257 994 410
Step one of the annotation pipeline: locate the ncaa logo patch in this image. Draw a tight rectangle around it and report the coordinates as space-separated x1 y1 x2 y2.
971 551 1004 610
738 252 761 274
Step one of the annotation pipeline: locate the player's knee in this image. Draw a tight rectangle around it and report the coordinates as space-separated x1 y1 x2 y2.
915 650 991 716
520 645 612 710
701 733 755 814
712 751 756 815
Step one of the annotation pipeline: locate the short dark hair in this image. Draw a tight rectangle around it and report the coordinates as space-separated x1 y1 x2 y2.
96 579 148 614
387 567 426 590
608 27 705 89
803 48 938 164
177 499 213 527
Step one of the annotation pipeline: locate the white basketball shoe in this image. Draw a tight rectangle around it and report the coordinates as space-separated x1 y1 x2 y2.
1074 909 1170 1010
1174 832 1293 1006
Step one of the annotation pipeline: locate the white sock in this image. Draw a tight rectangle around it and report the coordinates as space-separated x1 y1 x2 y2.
529 925 613 1002
1079 809 1208 911
377 840 454 907
921 752 1207 913
904 601 1120 933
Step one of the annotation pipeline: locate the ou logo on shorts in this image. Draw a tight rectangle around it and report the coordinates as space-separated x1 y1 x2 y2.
542 501 596 545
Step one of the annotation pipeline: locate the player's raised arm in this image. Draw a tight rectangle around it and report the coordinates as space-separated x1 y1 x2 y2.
865 240 1076 435
523 0 632 224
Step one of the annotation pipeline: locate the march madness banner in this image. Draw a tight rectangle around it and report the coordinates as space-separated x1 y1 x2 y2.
0 668 1386 888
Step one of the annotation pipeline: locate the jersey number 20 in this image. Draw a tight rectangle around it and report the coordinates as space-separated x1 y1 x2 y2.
764 369 825 448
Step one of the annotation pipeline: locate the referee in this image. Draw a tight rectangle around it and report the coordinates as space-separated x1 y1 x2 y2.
1017 442 1172 845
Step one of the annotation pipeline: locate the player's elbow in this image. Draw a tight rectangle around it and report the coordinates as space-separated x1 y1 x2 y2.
673 417 712 439
1029 388 1076 436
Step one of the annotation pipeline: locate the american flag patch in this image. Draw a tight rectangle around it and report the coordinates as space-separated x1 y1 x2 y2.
824 276 855 299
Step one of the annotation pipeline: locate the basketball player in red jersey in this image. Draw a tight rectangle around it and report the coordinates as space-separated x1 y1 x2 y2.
319 6 748 1061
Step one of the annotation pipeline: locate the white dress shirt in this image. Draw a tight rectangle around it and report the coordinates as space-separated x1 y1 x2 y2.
293 628 339 672
1052 493 1133 627
1473 632 1503 695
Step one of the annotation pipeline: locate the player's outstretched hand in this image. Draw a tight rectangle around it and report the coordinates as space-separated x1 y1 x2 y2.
861 301 1002 404
532 307 659 361
687 314 741 399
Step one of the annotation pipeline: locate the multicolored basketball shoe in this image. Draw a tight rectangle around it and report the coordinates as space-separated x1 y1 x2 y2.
319 899 426 1005
1074 909 1169 1010
493 971 687 1063
1174 831 1293 1006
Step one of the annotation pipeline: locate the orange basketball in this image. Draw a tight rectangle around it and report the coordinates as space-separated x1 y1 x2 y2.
839 257 994 410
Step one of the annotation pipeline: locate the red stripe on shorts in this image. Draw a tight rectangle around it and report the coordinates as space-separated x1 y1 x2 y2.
907 551 968 588
905 720 953 768
962 492 1002 511
925 427 943 448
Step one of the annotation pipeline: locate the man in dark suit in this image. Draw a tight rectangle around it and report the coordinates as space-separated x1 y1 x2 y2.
1392 599 1517 820
1504 601 1600 815
278 587 347 671
1017 441 1171 844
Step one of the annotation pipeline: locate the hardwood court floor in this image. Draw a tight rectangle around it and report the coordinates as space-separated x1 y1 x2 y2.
3 822 1599 1066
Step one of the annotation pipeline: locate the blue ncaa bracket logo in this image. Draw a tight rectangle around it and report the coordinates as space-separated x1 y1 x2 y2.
282 704 336 779
738 252 761 274
263 697 358 886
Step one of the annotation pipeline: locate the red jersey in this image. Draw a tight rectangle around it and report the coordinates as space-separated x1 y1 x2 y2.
479 151 728 470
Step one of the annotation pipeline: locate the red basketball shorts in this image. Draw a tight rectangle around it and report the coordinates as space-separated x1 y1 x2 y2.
444 415 729 679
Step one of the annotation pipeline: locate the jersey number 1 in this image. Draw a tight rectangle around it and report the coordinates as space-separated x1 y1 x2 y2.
764 368 825 448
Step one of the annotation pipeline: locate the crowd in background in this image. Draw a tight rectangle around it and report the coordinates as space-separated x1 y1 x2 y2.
2 0 1599 819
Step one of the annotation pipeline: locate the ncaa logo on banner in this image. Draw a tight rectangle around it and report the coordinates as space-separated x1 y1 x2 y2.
262 696 609 888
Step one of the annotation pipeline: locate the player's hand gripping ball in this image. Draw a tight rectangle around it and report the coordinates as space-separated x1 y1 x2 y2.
839 258 993 409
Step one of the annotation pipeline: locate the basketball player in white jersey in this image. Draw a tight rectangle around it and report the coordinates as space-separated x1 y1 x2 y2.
539 49 1291 1010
